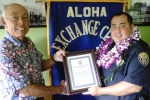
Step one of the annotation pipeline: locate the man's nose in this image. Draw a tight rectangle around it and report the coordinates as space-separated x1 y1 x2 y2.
18 18 23 25
116 27 121 33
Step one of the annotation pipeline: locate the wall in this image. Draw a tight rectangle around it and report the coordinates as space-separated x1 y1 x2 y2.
137 26 150 46
0 26 150 86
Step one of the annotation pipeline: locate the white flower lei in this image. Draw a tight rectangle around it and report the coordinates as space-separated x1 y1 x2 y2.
96 27 141 69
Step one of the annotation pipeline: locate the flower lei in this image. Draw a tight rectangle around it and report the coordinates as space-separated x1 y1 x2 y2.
96 27 141 69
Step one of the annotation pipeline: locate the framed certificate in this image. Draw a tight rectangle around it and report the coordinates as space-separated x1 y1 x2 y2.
63 49 101 95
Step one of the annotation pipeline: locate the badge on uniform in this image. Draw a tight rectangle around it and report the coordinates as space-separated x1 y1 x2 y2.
138 52 149 66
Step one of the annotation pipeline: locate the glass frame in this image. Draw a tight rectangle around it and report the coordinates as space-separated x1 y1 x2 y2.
126 0 150 26
0 0 46 28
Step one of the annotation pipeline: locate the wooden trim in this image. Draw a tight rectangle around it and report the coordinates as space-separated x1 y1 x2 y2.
123 3 126 12
46 3 50 60
45 2 53 100
35 0 130 10
35 0 128 3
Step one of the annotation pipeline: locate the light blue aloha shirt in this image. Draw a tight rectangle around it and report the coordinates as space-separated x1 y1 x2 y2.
0 33 45 100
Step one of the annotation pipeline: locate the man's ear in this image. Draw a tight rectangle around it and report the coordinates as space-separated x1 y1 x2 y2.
131 24 134 29
1 18 6 27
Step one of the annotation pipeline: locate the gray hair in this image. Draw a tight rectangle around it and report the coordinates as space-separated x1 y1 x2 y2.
1 5 7 19
1 3 29 19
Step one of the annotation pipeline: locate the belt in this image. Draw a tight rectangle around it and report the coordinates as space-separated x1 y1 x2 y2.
35 97 44 100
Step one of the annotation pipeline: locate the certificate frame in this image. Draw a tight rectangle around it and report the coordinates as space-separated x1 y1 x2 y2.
63 49 101 95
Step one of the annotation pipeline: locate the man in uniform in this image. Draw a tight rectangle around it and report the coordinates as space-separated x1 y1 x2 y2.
83 12 150 100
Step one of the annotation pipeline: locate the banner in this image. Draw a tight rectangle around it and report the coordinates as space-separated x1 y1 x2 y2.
48 2 124 100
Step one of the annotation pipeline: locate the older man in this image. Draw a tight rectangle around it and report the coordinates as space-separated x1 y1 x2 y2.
0 3 66 100
83 12 150 100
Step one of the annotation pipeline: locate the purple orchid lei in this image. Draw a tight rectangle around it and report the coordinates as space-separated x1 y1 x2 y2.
96 27 141 69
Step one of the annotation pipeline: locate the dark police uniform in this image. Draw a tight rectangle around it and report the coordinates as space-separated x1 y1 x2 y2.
95 39 150 100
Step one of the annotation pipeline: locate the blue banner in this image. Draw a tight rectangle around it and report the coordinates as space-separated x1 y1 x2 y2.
48 2 124 100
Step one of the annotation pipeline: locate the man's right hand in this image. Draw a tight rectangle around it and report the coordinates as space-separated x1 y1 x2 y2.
59 80 67 95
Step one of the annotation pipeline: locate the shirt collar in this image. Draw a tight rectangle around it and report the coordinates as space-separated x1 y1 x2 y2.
5 32 28 47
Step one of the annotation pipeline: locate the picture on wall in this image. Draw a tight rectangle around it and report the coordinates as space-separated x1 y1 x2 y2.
126 0 150 26
0 0 46 28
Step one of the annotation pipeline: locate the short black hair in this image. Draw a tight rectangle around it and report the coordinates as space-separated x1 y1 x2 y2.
110 12 133 25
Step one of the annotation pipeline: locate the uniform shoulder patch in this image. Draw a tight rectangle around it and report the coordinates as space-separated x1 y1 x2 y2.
138 52 149 66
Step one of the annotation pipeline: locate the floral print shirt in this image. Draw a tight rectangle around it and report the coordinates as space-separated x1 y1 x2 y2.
0 33 45 100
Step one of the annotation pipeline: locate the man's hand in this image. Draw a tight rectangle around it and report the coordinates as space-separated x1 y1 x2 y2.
82 86 101 96
15 82 67 98
16 84 36 97
42 50 67 71
59 80 67 95
53 50 66 62
82 81 142 96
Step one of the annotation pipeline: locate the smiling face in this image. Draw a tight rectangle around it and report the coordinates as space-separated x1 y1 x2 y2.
1 4 29 42
110 14 134 44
